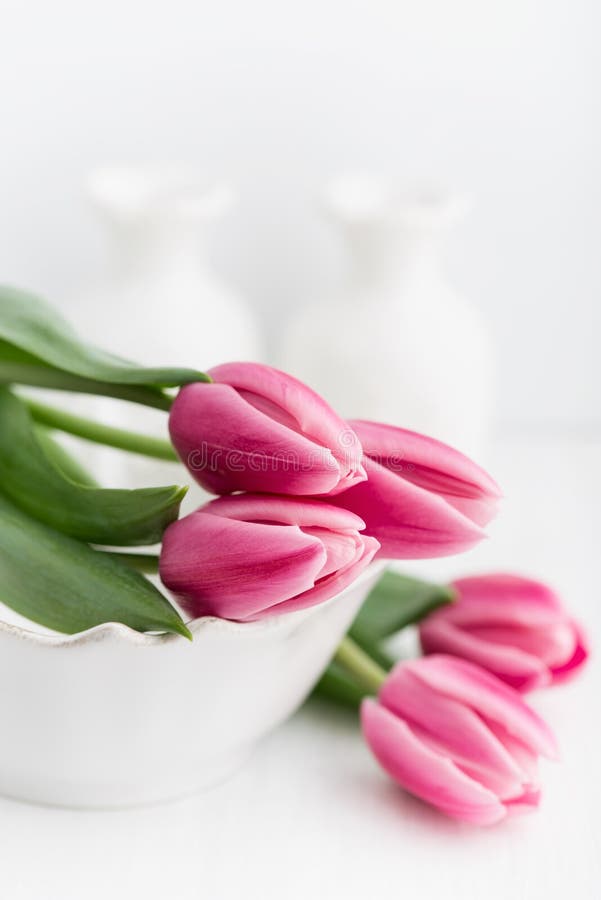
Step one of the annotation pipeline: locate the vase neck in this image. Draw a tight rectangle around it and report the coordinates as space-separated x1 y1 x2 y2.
88 167 232 281
324 177 467 295
342 223 439 292
106 221 213 280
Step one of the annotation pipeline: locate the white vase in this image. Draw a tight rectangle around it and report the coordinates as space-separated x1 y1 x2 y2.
280 175 493 459
82 164 261 368
68 165 263 492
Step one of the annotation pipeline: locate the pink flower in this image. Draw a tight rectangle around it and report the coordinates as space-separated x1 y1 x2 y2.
169 362 366 497
419 574 589 691
159 494 379 621
361 655 558 825
331 420 501 559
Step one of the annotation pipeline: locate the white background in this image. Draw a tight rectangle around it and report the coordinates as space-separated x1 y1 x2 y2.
0 0 599 432
0 2 599 898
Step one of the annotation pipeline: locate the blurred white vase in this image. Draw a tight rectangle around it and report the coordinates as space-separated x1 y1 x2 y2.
70 165 262 492
280 174 493 459
82 165 261 369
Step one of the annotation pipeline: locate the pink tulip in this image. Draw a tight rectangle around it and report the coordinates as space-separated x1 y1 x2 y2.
159 494 380 621
419 574 589 691
169 362 366 497
331 420 501 559
361 655 557 825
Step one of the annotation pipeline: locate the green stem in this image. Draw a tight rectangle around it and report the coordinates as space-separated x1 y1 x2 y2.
25 399 179 461
333 636 388 695
101 552 161 574
0 362 174 411
312 663 369 709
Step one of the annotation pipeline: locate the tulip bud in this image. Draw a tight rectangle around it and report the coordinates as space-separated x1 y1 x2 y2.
361 655 557 825
169 362 366 497
331 420 501 558
419 574 589 691
159 494 380 621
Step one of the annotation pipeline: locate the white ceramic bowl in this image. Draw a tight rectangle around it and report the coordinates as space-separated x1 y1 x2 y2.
0 563 384 808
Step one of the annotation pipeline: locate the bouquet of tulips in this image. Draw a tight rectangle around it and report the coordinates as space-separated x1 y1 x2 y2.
0 286 588 825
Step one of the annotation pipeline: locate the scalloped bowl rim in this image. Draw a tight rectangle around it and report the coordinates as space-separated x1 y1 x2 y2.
0 561 386 649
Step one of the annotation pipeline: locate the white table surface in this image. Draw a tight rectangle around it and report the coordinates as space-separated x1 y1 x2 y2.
1 435 599 900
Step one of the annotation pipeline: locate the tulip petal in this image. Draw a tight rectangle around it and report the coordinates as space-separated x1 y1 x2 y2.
361 699 506 825
441 494 500 528
301 528 362 578
407 656 559 760
331 457 485 559
421 574 589 689
204 493 367 534
210 363 365 492
170 383 343 495
262 534 379 618
549 620 590 684
419 618 551 692
350 419 502 526
160 511 327 620
466 622 576 670
504 787 541 814
436 600 564 630
486 722 541 785
452 574 563 613
160 494 380 622
379 666 528 798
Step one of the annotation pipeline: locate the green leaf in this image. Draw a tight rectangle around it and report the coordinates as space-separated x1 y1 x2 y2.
0 342 172 410
0 287 210 405
350 569 456 644
0 493 191 637
0 388 186 546
34 426 100 487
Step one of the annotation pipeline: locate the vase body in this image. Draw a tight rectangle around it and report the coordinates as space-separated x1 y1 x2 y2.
280 176 493 459
69 166 262 491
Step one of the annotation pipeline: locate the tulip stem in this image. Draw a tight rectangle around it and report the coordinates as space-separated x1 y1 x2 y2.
333 636 388 695
24 399 179 461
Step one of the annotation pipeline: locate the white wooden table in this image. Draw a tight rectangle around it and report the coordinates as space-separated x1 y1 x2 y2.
1 436 599 899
